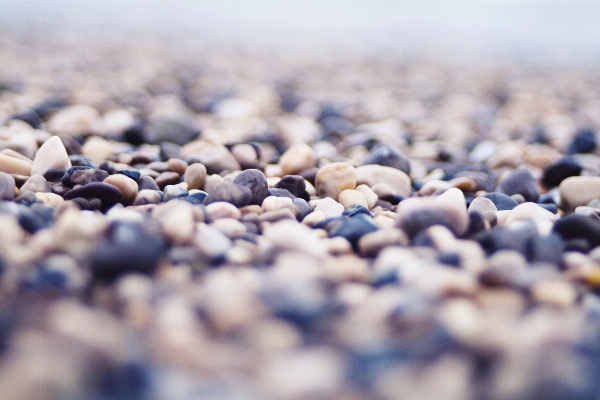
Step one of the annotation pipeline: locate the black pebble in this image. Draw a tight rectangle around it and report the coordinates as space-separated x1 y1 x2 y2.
342 204 372 218
293 198 312 221
541 156 582 188
329 215 379 250
68 155 95 168
232 169 269 206
63 182 122 210
117 170 141 181
90 221 166 282
44 168 67 183
361 143 411 175
568 128 597 154
63 167 109 187
483 192 519 211
274 175 310 201
554 213 600 248
496 168 539 202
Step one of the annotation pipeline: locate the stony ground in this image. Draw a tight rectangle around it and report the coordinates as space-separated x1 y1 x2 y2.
2 35 600 400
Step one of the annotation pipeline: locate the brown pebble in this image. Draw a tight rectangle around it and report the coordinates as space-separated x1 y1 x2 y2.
133 189 162 206
184 163 207 190
104 174 139 203
168 158 188 175
154 171 180 189
0 171 16 200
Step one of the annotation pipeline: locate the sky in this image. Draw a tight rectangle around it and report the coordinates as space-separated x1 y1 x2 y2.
1 1 600 62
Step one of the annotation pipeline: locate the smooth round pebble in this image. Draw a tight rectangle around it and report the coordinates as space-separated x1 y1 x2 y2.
104 174 139 204
315 162 356 201
355 164 411 197
280 144 317 176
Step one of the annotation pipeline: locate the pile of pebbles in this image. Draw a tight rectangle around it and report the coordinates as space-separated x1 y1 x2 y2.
2 35 600 399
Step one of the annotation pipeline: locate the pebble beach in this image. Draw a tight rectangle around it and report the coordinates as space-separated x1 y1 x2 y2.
2 30 600 400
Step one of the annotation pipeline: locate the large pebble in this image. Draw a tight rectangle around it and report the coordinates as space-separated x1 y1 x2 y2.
62 167 109 187
31 136 71 176
0 154 32 176
183 162 207 190
560 176 600 209
355 164 411 197
63 182 122 209
205 202 242 220
274 175 309 200
541 156 582 189
104 174 139 204
496 168 539 202
233 169 269 205
20 174 50 193
315 162 356 200
280 144 317 176
146 117 199 146
204 182 252 208
361 143 410 175
468 197 497 214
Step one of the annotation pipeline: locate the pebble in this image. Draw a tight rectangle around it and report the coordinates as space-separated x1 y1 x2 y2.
205 201 242 220
568 128 597 154
329 216 379 250
0 172 16 200
313 197 345 218
186 146 240 174
355 164 412 197
541 156 582 188
279 144 317 176
273 175 309 200
154 200 195 244
137 175 160 191
560 176 600 209
315 162 356 201
530 280 577 307
20 174 50 193
181 162 206 190
262 196 299 216
146 117 200 146
132 189 162 206
505 202 557 225
338 189 368 209
63 182 122 209
63 167 109 187
361 143 411 174
154 171 180 189
496 168 539 202
167 158 188 175
104 174 139 204
31 136 72 176
468 197 498 214
163 185 189 202
357 228 409 256
0 153 32 176
483 192 519 211
233 169 269 205
204 182 252 208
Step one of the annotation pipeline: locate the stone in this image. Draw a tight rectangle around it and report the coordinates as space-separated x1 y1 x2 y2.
0 154 32 176
146 117 200 146
338 189 368 209
468 197 498 214
167 158 188 175
293 198 313 220
315 162 356 200
262 196 299 216
329 215 379 250
63 182 122 209
313 197 345 218
133 190 162 206
204 182 252 208
90 221 167 282
31 136 71 176
0 172 16 200
186 146 240 174
194 223 232 260
560 176 600 209
260 208 297 223
231 143 260 169
154 200 195 244
163 185 188 202
205 202 242 220
554 213 600 248
302 210 327 227
530 280 577 307
211 218 247 238
117 170 141 181
137 176 160 191
496 168 539 202
62 166 109 187
355 164 411 197
34 192 64 207
361 143 410 174
274 175 309 201
154 171 180 189
541 156 582 189
505 202 557 225
45 104 100 135
20 174 50 193
342 204 372 218
263 219 326 258
44 168 67 182
358 228 409 257
233 169 269 205
280 144 317 176
567 128 597 154
483 192 519 211
355 184 378 209
104 174 139 204
0 149 33 164
268 188 295 199
159 142 183 161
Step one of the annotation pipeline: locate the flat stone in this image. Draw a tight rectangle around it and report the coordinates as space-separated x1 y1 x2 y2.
186 146 240 175
63 182 122 209
146 117 199 146
280 144 317 176
315 162 356 201
338 189 368 209
358 228 409 257
361 143 410 175
163 185 188 202
0 154 32 176
104 174 139 204
496 168 539 202
133 189 162 206
62 166 109 187
505 202 557 225
31 136 71 176
20 174 50 193
204 182 252 208
233 169 269 205
560 176 600 210
0 171 15 200
483 192 519 211
355 164 411 197
154 171 180 189
468 197 498 214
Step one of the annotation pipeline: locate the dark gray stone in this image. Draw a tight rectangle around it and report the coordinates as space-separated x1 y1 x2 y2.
233 169 269 205
483 192 519 211
496 168 539 202
203 182 252 207
274 175 309 201
361 143 411 175
63 182 122 209
62 167 109 187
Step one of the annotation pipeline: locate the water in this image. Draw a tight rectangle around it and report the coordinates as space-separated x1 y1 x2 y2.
2 1 600 62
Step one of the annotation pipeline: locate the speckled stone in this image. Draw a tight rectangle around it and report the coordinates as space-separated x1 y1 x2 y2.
233 169 269 206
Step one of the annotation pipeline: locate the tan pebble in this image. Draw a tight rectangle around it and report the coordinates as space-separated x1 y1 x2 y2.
280 144 317 175
355 165 411 197
560 176 600 209
315 162 356 200
530 280 577 307
324 254 371 283
133 190 162 206
35 192 64 207
373 215 396 229
264 164 282 178
371 182 398 199
418 180 451 196
183 163 207 190
154 201 195 244
324 237 353 255
358 228 409 257
0 149 33 164
104 174 138 203
505 202 556 225
338 189 368 209
302 210 327 226
468 197 498 214
211 218 247 238
262 196 299 216
168 158 188 175
231 143 259 169
524 143 562 169
0 154 32 176
205 202 241 220
355 184 378 209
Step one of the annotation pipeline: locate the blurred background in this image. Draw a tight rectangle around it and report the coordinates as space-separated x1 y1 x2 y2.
2 0 600 63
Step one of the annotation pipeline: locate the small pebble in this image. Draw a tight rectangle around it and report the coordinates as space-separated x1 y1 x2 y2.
315 162 356 201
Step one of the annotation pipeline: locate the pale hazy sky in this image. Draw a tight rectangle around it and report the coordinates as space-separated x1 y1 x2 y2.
2 1 600 61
